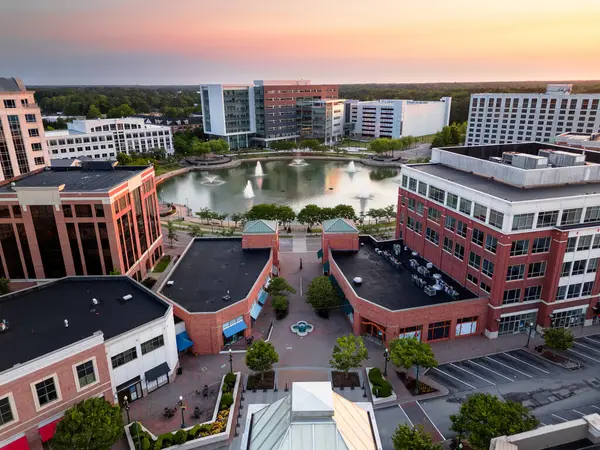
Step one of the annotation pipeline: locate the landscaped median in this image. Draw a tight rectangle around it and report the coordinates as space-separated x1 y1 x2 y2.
366 367 397 405
125 371 241 449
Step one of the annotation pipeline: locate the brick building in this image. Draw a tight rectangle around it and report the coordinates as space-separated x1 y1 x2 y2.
0 277 178 450
0 160 163 282
398 142 600 339
158 220 279 355
323 219 486 345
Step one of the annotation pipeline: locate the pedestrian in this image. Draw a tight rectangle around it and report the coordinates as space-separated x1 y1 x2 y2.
300 258 303 270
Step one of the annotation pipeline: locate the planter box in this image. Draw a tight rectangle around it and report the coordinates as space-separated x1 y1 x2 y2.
125 371 241 449
366 367 397 406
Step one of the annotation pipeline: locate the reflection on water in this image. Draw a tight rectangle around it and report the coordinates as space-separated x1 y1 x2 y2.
158 160 400 214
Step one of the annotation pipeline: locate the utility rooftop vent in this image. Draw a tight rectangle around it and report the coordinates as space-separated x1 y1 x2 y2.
353 277 363 285
0 319 9 332
538 149 586 167
122 294 133 301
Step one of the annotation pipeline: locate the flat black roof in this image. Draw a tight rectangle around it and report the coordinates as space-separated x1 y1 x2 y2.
412 164 600 202
0 165 150 192
0 277 169 372
331 238 478 311
159 238 271 313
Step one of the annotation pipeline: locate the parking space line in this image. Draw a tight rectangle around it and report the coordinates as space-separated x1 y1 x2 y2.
416 401 446 441
584 336 600 345
503 352 550 374
486 356 533 378
573 341 600 354
450 363 495 385
584 334 600 343
573 409 585 416
568 348 600 363
432 367 476 389
467 360 514 382
398 404 414 428
591 405 600 411
552 413 568 422
539 422 547 426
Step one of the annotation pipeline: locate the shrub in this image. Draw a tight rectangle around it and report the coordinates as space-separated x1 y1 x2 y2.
199 423 212 433
188 425 201 439
220 392 234 410
157 433 172 448
141 437 151 450
152 437 163 449
222 383 230 393
225 372 237 386
173 429 187 445
129 422 142 437
369 367 383 385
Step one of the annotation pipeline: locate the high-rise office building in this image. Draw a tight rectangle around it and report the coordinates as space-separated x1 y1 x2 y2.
0 78 50 181
466 84 600 146
298 99 345 144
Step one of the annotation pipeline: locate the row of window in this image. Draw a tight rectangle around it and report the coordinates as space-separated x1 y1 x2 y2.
111 334 165 369
63 204 105 218
513 207 600 230
566 234 600 252
502 285 544 304
556 282 595 301
397 316 479 342
472 97 599 110
560 258 599 277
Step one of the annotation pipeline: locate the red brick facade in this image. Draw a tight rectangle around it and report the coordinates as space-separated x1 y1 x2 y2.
321 232 360 263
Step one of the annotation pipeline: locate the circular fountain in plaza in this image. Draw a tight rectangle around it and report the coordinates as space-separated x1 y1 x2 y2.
200 174 226 186
291 321 314 337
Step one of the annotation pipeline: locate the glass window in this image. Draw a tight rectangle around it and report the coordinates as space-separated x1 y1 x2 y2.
502 288 521 304
498 311 538 336
582 281 594 296
76 360 96 388
561 208 583 226
111 347 137 369
523 285 542 301
572 260 586 275
418 181 427 196
577 235 593 251
489 209 504 229
30 206 66 278
459 199 472 215
528 261 546 278
566 237 577 252
587 258 599 273
593 235 600 249
454 242 465 260
428 186 445 204
456 317 478 336
94 204 105 218
567 283 582 299
473 203 487 221
472 228 484 246
482 259 494 277
445 216 456 232
427 207 441 223
0 396 14 426
408 198 415 211
416 202 424 215
401 175 408 188
427 321 450 341
35 377 58 406
443 237 453 253
74 204 93 218
79 223 103 275
506 264 525 280
141 335 165 354
467 273 478 285
408 178 417 192
584 206 600 223
468 251 481 270
425 227 439 245
532 236 551 253
510 239 529 256
485 235 498 253
480 281 491 293
512 213 534 231
446 193 458 209
456 221 467 238
561 262 572 277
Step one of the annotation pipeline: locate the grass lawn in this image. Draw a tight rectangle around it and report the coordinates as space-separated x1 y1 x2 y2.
152 255 172 272
154 163 183 176
417 134 436 144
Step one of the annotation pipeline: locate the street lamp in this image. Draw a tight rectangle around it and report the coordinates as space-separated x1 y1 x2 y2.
122 396 130 424
178 395 186 428
525 322 535 347
228 348 233 373
383 348 390 377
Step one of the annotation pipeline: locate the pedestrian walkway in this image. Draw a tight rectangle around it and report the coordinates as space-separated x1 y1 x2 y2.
292 235 307 252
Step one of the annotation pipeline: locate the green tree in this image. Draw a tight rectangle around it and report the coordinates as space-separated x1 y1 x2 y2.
107 103 135 118
208 139 229 154
297 204 322 228
369 138 392 155
270 141 296 150
333 204 357 220
450 393 539 450
230 212 244 228
166 220 178 248
245 340 279 381
116 152 132 165
86 104 102 119
367 208 386 225
275 205 296 226
245 203 279 221
392 424 442 450
109 268 121 275
298 139 321 151
330 334 369 379
52 397 124 450
388 337 437 394
320 207 336 221
265 276 296 296
196 207 213 224
187 223 204 238
543 327 574 357
383 204 396 223
306 276 340 318
0 278 10 295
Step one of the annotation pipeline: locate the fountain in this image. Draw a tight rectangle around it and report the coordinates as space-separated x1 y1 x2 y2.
356 187 372 199
200 174 226 186
243 180 255 199
290 320 314 337
254 161 265 177
347 161 357 173
289 158 309 167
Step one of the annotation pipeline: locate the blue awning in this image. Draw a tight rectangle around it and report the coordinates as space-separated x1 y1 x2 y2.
257 289 268 305
250 303 262 320
317 249 323 259
176 331 194 352
223 319 247 338
323 261 330 274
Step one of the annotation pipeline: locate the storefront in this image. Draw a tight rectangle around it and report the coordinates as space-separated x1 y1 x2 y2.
550 306 587 329
0 434 29 450
116 376 143 406
498 309 538 336
145 362 170 393
222 316 247 346
362 320 386 343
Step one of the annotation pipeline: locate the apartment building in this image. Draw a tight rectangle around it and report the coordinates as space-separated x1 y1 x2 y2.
345 98 452 139
0 277 178 450
0 160 163 282
397 142 600 339
46 118 174 160
298 99 345 144
466 84 600 146
0 78 50 182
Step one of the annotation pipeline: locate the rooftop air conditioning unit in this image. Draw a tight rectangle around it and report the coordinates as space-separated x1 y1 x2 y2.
0 319 9 332
166 281 174 286
511 154 548 169
424 286 437 297
539 149 586 167
489 156 503 163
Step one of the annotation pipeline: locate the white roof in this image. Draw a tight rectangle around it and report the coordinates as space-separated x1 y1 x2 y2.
291 382 334 418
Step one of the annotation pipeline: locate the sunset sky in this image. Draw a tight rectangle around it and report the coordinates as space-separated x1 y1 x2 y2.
2 0 599 85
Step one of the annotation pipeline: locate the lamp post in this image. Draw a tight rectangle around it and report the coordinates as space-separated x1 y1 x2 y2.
123 396 131 424
178 395 186 429
383 348 390 377
228 348 233 373
525 322 535 347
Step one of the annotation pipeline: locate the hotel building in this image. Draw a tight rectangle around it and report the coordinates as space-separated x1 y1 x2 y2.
0 78 50 182
465 84 600 146
0 160 163 282
0 276 178 450
345 98 452 139
46 118 174 161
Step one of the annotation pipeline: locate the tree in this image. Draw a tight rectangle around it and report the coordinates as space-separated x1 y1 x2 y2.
297 204 322 229
52 397 124 450
245 203 279 221
543 327 574 357
166 221 178 248
245 340 279 380
116 152 132 165
298 139 322 151
230 212 244 228
383 204 396 223
275 205 296 226
215 212 228 226
270 141 296 150
208 139 229 154
265 276 296 296
0 278 10 295
369 138 392 155
330 334 368 379
109 268 121 275
450 393 539 450
306 276 340 318
333 204 356 220
196 207 213 224
86 104 102 119
367 208 386 225
107 103 135 118
388 337 437 394
187 223 204 238
392 424 442 450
